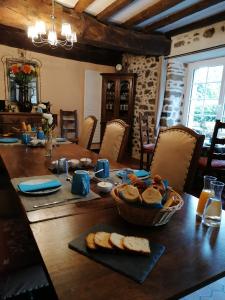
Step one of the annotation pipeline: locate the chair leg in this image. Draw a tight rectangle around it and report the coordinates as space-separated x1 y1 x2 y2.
146 153 150 170
140 151 144 170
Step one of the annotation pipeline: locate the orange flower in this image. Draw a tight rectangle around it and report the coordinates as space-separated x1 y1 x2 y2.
10 64 20 74
22 64 32 74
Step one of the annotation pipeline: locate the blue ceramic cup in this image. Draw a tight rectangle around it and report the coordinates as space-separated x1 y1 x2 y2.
37 130 45 140
95 159 110 178
71 170 90 196
21 133 31 144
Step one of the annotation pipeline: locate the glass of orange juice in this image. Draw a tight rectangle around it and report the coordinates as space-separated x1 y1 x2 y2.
196 175 217 217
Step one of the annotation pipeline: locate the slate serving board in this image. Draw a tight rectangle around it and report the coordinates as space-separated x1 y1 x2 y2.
68 224 165 283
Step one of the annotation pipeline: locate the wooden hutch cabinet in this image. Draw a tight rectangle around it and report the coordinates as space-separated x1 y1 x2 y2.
100 73 136 144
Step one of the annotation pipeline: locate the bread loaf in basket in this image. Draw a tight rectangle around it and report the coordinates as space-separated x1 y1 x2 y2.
111 184 184 227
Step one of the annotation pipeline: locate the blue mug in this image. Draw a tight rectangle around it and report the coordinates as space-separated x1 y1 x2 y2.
95 159 110 178
37 130 45 140
71 170 90 196
21 133 31 144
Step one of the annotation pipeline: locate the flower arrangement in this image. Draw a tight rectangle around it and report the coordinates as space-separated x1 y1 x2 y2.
38 104 55 136
8 63 37 85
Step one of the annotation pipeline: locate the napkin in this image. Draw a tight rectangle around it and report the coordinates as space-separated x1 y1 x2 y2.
0 138 19 143
18 179 62 193
116 169 150 178
134 170 150 177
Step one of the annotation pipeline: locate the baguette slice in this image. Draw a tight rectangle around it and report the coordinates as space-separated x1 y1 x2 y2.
123 236 151 255
86 233 97 250
110 233 125 250
119 185 140 203
142 186 162 205
94 232 114 250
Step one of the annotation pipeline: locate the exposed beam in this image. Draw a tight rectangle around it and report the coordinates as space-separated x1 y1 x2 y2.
97 0 134 22
123 0 184 28
0 0 171 56
0 24 122 66
74 0 95 13
144 0 224 32
167 10 225 36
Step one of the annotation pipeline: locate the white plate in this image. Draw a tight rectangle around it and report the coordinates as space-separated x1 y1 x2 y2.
19 179 62 195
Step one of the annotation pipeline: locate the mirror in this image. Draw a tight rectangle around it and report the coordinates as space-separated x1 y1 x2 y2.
6 58 40 105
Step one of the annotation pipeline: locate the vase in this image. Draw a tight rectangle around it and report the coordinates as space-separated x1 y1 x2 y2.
45 133 53 157
18 85 33 112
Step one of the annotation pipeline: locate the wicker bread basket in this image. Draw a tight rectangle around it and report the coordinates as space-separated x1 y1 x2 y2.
111 185 184 227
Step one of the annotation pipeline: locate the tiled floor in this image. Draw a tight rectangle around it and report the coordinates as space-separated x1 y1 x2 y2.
180 277 225 300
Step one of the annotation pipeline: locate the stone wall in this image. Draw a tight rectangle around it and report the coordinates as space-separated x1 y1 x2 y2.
160 59 187 128
170 20 225 57
122 54 160 159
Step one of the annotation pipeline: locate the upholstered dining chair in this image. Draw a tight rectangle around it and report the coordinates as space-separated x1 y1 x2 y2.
99 119 130 162
139 112 155 170
198 120 225 179
149 125 205 193
78 115 97 150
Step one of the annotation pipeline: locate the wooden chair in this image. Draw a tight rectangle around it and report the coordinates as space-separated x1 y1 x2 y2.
60 110 78 143
139 112 155 170
78 115 97 150
149 125 205 193
99 119 130 162
198 120 225 179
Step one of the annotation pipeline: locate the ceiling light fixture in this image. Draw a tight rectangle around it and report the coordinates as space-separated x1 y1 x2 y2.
27 0 77 49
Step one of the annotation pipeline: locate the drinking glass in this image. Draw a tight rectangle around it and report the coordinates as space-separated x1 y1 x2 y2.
196 175 217 217
57 157 68 177
202 181 224 227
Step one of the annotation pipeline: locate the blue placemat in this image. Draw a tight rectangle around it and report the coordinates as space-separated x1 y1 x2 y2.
68 224 165 283
0 138 19 143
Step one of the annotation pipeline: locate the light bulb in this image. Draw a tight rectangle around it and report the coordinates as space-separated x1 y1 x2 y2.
35 21 46 35
27 26 38 39
61 23 71 36
48 30 57 46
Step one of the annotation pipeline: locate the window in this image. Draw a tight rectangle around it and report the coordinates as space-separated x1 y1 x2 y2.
183 57 225 139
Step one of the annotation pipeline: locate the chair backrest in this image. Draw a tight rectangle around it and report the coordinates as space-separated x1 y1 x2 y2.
150 125 205 193
139 112 150 147
99 119 130 162
78 115 97 149
60 110 78 141
207 120 225 169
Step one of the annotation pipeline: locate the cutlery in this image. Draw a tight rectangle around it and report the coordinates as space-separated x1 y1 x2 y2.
33 199 70 208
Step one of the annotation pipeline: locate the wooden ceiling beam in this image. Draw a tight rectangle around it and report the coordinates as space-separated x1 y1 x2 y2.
97 0 134 22
123 0 184 28
167 10 225 36
0 24 122 65
74 0 95 13
144 0 224 32
0 0 171 56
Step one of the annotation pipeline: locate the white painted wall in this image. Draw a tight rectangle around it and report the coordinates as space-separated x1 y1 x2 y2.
0 44 114 135
84 70 102 143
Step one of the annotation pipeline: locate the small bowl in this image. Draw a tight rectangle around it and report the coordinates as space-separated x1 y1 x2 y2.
68 159 80 169
80 157 92 167
97 181 113 193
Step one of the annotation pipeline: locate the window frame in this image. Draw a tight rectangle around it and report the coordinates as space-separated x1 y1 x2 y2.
183 57 225 129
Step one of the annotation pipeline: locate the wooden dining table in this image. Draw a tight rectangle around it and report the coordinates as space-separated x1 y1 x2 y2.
1 143 225 300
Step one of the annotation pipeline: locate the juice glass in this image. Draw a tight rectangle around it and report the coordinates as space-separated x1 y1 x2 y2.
202 181 224 227
196 175 217 217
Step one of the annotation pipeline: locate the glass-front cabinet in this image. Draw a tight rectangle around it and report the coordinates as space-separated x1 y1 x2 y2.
101 73 136 142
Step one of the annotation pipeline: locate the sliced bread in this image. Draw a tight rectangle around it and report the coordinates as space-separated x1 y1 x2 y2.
94 232 114 250
142 186 162 205
119 185 140 203
123 236 151 255
109 233 125 250
86 232 97 250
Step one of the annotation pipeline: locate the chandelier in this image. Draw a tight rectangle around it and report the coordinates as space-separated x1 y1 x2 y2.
27 0 77 49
